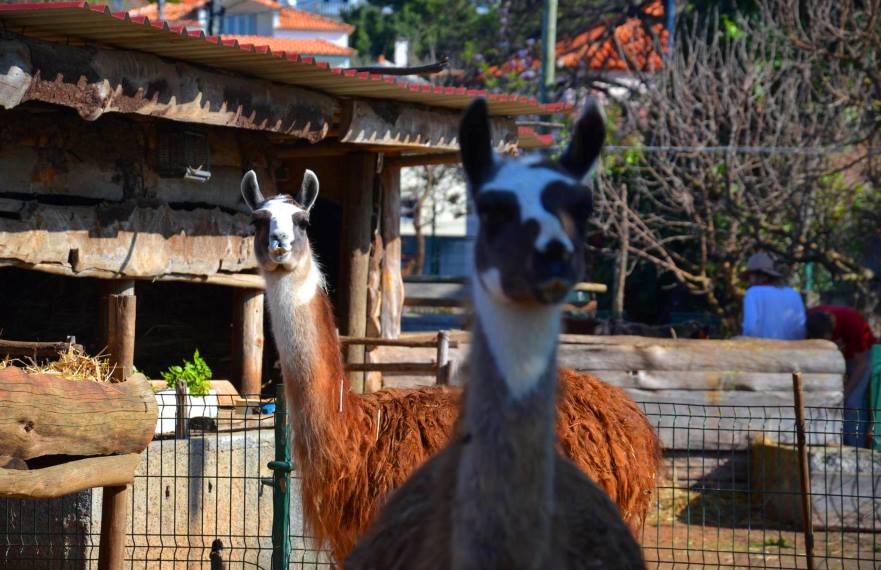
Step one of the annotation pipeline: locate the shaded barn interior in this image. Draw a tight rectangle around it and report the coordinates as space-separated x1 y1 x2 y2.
0 3 551 396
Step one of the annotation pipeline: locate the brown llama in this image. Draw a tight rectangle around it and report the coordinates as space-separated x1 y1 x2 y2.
346 97 645 569
240 169 659 564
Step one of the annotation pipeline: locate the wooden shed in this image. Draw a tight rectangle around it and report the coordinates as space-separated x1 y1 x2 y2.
0 2 562 394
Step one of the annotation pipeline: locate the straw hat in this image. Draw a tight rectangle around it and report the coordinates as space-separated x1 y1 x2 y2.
741 251 782 279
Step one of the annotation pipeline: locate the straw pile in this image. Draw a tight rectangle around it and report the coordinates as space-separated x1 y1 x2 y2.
0 345 115 382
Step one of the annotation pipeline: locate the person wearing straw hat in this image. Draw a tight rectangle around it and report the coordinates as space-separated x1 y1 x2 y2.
741 251 806 340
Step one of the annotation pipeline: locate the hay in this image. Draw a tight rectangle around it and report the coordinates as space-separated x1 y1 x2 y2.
1 345 116 382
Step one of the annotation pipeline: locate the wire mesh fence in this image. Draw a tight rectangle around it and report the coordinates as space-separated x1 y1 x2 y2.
2 397 879 568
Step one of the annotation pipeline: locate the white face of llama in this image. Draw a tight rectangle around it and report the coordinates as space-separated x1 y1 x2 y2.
240 170 319 272
460 97 605 305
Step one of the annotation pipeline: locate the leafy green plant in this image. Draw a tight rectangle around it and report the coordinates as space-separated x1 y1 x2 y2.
161 350 212 397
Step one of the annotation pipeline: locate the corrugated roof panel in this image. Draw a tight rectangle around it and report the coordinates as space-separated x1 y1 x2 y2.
0 2 570 116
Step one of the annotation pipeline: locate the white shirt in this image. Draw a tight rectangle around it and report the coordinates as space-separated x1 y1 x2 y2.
742 285 806 340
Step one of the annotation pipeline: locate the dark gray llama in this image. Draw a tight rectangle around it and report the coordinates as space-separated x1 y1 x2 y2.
345 98 646 570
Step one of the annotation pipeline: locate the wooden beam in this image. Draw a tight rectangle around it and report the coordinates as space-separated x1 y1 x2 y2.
387 153 461 169
0 369 157 460
0 339 81 359
0 260 266 289
232 288 265 397
0 202 257 281
0 454 140 500
341 99 518 153
0 35 336 141
380 165 404 339
338 153 376 393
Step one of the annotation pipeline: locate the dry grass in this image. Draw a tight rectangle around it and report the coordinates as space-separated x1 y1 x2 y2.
0 345 115 382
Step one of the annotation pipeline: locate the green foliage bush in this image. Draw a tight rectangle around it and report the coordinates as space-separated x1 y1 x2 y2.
161 350 212 397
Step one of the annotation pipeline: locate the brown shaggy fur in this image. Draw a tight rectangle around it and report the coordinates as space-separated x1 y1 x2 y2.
286 290 661 566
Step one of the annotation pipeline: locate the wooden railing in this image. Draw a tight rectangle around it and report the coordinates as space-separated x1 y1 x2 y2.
340 331 456 385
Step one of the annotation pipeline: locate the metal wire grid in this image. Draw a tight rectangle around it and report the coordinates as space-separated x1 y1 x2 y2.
2 400 878 569
639 403 880 569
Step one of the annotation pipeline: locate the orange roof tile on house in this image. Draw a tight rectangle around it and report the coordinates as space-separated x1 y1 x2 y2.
488 1 667 77
129 0 283 27
221 35 354 56
277 7 353 33
557 3 666 71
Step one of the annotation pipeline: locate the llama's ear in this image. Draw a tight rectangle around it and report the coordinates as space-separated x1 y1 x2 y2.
296 169 320 212
459 98 495 195
559 97 606 180
241 170 265 212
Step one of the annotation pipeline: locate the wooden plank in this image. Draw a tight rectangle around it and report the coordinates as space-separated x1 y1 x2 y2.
107 292 136 382
338 153 376 393
589 370 842 392
0 454 140 499
341 336 458 348
232 289 264 397
0 369 157 460
340 99 518 153
345 362 438 374
1 35 336 140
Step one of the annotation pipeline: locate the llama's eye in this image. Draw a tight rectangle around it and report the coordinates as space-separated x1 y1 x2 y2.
296 218 310 230
478 202 516 226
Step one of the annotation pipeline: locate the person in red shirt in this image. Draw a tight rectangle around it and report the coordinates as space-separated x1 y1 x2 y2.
806 305 877 447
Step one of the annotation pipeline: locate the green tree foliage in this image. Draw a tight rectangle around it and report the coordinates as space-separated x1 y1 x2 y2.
343 0 497 66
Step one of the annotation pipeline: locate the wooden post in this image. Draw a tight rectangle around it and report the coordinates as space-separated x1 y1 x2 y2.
792 371 815 570
232 288 265 397
338 153 376 393
175 378 189 440
436 330 451 385
98 484 129 570
101 283 136 569
106 282 136 382
380 164 404 339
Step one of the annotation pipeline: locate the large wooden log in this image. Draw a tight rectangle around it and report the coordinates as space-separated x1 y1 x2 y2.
556 338 844 374
0 201 256 279
0 454 140 499
627 389 843 450
0 369 157 460
0 35 336 140
589 370 842 392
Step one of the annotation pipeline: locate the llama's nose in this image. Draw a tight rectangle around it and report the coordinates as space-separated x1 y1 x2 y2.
537 239 572 275
270 232 292 256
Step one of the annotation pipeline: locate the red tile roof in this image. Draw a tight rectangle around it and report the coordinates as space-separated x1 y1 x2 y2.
130 0 283 22
557 2 666 71
277 7 353 33
0 3 568 116
222 35 354 57
488 1 667 77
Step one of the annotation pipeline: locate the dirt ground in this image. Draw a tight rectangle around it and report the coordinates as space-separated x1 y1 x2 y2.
641 523 880 569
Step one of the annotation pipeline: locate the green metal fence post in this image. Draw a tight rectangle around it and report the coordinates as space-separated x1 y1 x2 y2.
269 384 291 570
870 345 881 450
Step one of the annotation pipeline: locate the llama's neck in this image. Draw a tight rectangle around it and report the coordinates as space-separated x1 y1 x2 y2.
263 254 349 463
450 276 561 569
